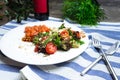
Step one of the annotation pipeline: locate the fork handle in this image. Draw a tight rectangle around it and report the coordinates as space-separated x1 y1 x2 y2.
100 48 118 80
80 56 102 76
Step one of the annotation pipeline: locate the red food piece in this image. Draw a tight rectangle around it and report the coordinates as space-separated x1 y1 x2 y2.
34 45 39 52
45 42 57 54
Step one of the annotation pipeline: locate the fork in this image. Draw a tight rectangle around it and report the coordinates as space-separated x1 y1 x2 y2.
80 41 120 76
92 37 118 80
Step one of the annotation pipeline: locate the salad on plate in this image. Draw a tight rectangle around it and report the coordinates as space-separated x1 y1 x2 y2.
22 23 86 55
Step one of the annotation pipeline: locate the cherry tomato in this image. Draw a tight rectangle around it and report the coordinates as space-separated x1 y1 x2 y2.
45 42 57 54
60 30 69 38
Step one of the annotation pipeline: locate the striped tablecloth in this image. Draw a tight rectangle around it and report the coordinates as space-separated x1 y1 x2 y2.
0 17 120 80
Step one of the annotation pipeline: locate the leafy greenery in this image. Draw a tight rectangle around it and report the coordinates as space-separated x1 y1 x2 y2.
63 0 105 25
4 0 33 23
59 23 65 29
0 1 4 9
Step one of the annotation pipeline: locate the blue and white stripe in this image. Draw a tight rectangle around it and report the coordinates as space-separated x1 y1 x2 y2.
0 17 120 80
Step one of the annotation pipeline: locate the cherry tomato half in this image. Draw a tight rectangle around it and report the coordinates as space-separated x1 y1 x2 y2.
45 42 57 54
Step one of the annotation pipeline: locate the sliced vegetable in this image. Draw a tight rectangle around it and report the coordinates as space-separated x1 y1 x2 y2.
45 42 57 54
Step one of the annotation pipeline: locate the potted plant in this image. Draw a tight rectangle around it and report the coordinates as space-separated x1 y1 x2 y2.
0 1 4 9
0 14 4 20
4 0 33 23
63 0 105 26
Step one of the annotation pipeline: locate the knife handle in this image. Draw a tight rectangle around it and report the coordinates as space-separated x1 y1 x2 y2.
100 48 118 80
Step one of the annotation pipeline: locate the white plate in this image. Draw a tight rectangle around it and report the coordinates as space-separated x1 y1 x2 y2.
0 21 89 65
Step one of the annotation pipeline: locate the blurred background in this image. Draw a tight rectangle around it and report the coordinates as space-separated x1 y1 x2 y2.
49 0 120 22
0 0 120 25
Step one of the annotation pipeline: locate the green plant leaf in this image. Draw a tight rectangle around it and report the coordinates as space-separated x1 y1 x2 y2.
63 0 105 26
